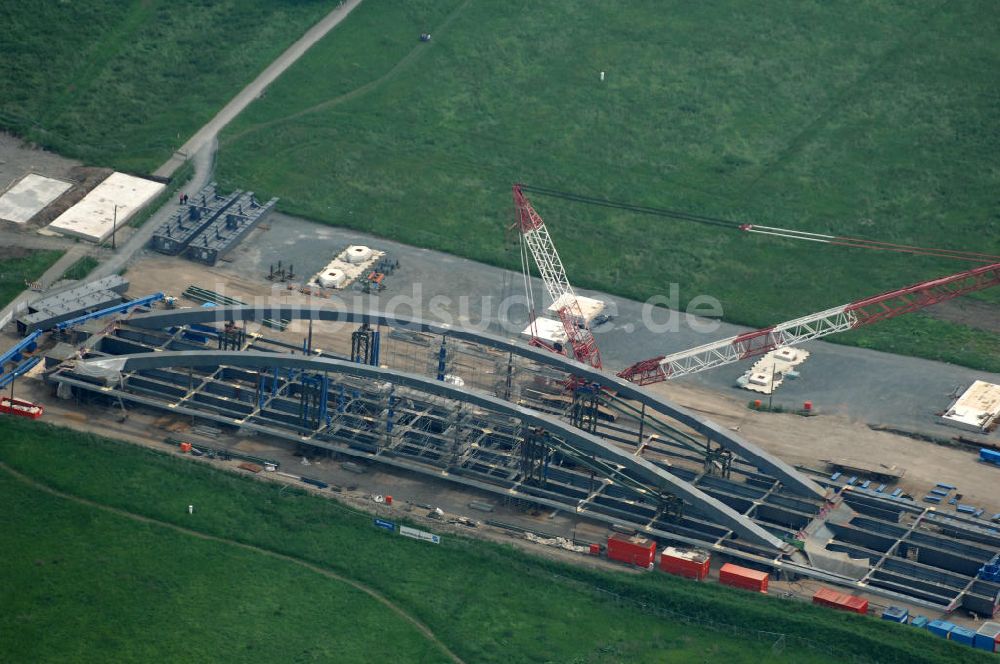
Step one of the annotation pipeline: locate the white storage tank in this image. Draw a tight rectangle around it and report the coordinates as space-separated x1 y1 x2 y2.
319 268 347 289
345 245 373 264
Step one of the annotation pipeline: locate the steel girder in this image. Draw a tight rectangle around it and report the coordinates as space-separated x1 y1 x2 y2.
125 305 826 499
82 349 785 550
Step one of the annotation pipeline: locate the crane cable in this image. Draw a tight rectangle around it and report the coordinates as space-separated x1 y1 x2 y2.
519 184 1000 264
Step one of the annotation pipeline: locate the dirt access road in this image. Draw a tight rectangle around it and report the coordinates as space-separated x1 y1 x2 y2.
92 0 364 282
153 0 364 180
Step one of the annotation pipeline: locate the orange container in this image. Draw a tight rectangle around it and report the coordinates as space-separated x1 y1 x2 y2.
719 563 769 593
179 442 192 453
607 534 656 567
812 587 868 614
659 547 710 580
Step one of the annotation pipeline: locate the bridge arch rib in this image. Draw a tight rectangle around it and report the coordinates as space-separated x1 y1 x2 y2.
126 306 825 499
84 349 786 550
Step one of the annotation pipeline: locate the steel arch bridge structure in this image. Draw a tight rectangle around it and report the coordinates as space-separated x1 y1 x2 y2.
44 305 1000 616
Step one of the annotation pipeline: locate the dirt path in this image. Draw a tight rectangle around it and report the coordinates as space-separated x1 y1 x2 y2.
154 0 364 179
1 3 366 309
0 460 465 664
223 0 472 147
90 0 365 280
926 298 1000 334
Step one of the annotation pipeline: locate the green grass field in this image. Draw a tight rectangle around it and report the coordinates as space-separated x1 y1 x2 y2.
0 0 332 172
0 420 985 663
0 476 441 663
215 0 1000 371
61 255 100 282
0 250 63 309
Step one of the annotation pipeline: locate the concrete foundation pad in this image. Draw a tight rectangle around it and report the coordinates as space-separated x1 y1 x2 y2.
46 172 165 242
0 173 73 224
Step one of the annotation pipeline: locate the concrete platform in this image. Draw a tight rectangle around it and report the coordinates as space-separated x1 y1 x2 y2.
0 173 72 224
943 379 1000 433
547 293 606 324
521 316 568 346
46 172 165 242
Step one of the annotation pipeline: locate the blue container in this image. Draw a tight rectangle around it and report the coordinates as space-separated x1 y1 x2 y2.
926 620 955 639
935 482 957 490
881 606 908 623
860 480 871 489
923 495 941 504
981 448 1000 465
950 626 976 646
957 504 976 514
847 476 857 485
891 488 903 497
974 621 1000 652
875 484 886 493
910 615 929 629
930 487 950 496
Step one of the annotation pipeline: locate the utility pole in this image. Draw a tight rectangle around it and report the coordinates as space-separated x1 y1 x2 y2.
111 204 119 250
768 362 776 411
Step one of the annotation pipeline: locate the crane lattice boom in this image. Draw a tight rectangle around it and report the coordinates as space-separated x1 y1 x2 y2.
619 262 1000 385
513 184 602 369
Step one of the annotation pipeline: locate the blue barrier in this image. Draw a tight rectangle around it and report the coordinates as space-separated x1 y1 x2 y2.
0 356 41 389
0 330 42 373
55 292 165 331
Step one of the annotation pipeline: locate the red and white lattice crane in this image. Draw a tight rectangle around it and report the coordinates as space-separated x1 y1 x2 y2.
513 184 602 369
618 261 1000 385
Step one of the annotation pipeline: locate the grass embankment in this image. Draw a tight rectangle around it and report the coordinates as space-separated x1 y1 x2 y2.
61 256 100 282
0 0 333 173
217 0 1000 371
0 420 985 663
0 475 442 663
0 250 63 309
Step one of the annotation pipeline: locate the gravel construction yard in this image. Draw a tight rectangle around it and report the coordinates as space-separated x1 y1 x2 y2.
122 210 1000 444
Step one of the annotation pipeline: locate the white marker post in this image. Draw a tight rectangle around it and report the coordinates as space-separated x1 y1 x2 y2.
600 71 605 81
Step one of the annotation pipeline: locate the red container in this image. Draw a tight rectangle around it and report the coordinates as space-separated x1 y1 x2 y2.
812 587 868 615
589 543 601 555
179 442 192 453
385 495 393 505
803 401 813 411
607 534 656 568
659 546 710 580
719 563 769 593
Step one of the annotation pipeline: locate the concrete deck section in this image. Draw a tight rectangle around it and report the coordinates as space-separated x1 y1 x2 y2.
942 380 1000 432
47 172 165 242
0 174 72 224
